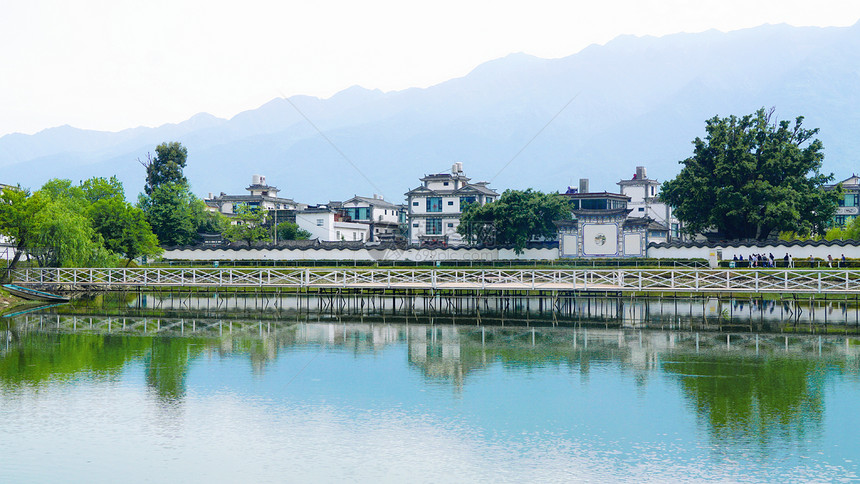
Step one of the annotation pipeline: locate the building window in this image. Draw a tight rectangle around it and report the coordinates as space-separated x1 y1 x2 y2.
316 219 324 226
344 207 369 221
447 223 454 228
486 197 493 203
443 181 449 186
834 215 847 227
447 200 454 206
412 201 419 206
843 193 860 207
459 196 476 208
426 197 442 212
638 207 644 212
426 218 442 235
413 223 419 227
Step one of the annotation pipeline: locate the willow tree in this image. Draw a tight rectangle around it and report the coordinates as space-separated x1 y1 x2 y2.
661 108 838 240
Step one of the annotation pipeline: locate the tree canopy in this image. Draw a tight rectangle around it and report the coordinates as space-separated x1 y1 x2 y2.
457 189 571 253
276 221 311 242
660 108 838 240
0 177 161 270
222 205 271 246
142 141 188 196
139 182 198 247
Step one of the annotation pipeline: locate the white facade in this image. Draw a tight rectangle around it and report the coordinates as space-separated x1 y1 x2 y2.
617 166 679 242
205 174 306 215
341 195 402 241
405 163 498 246
296 209 369 242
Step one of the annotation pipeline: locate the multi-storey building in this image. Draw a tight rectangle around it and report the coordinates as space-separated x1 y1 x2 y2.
557 174 675 258
404 163 498 246
827 175 860 227
295 208 369 242
340 195 402 241
617 166 679 240
204 175 306 215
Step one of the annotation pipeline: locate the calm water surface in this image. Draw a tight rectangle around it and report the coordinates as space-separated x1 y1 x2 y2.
1 297 859 483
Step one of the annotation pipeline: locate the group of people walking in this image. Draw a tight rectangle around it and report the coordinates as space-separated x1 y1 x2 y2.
731 253 847 268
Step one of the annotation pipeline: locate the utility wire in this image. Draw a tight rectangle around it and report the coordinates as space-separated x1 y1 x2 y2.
281 93 385 197
490 92 580 183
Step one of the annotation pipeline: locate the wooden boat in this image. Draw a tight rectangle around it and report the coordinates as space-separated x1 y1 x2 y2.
2 284 70 303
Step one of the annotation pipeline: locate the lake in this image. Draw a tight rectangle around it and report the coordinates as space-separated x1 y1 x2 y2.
1 294 859 482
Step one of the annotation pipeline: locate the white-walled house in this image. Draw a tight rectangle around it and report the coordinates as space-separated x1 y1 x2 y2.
405 163 499 246
617 166 679 243
341 195 402 241
826 174 860 227
204 175 306 215
557 175 673 258
296 208 369 242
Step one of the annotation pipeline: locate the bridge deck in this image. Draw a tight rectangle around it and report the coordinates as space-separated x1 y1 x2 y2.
11 267 860 294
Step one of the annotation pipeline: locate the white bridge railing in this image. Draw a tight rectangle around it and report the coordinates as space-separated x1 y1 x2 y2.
11 268 860 294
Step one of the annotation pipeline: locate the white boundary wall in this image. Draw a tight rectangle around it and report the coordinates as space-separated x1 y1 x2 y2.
648 242 860 261
162 247 559 262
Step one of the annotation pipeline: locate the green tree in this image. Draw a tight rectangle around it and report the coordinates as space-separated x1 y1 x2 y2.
457 189 571 253
0 187 40 277
191 199 229 234
89 197 162 266
76 176 162 265
30 198 114 267
276 221 311 241
139 183 197 246
141 141 188 195
222 205 271 246
661 108 839 240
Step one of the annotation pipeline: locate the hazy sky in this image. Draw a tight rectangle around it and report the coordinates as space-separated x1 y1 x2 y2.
2 0 860 137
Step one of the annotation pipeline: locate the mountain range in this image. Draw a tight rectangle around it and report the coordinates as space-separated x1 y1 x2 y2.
2 21 859 203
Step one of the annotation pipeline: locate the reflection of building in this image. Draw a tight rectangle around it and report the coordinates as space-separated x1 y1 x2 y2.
826 175 860 227
405 163 498 246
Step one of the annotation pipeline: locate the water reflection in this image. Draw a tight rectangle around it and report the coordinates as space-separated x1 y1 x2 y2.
63 291 860 333
2 302 860 481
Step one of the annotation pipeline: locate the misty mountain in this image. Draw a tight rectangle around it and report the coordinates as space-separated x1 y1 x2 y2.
2 22 859 203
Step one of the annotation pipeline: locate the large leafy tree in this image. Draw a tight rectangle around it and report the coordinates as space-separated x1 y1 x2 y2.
0 187 41 276
141 141 188 196
222 205 271 246
80 176 162 265
661 108 839 240
457 189 571 253
139 183 197 246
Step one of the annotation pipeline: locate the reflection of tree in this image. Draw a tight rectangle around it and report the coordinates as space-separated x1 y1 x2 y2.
144 336 204 402
662 356 828 446
0 332 150 387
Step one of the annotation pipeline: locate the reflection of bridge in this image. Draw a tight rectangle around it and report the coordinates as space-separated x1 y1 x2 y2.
7 316 859 363
12 267 860 294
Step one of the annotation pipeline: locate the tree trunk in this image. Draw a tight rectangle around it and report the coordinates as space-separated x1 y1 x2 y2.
1 241 25 282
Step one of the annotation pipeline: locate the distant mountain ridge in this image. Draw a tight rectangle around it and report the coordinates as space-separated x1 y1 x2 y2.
2 22 859 203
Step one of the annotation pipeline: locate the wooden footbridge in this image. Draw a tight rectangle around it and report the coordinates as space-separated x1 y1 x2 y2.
10 267 860 295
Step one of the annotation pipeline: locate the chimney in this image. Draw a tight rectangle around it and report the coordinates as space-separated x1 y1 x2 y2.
252 174 261 185
636 166 646 180
579 178 589 194
208 192 213 199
